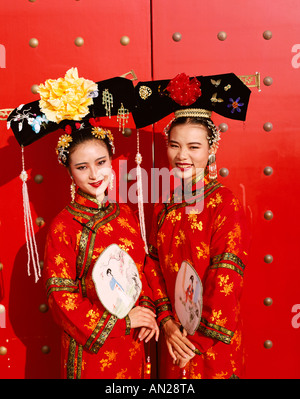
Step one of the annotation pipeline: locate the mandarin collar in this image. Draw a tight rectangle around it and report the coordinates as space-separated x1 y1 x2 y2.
171 167 215 203
183 167 211 193
73 189 110 211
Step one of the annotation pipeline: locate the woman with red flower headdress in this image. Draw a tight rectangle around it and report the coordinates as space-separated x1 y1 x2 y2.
133 72 251 379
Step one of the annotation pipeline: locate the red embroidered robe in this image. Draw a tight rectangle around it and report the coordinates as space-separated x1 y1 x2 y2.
44 190 154 379
144 171 250 379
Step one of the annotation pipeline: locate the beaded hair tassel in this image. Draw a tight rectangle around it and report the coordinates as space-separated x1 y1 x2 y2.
20 146 41 282
135 129 148 254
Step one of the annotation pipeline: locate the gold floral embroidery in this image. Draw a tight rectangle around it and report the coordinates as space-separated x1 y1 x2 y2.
231 330 242 351
101 223 113 235
54 222 69 244
52 257 70 278
204 347 216 360
196 242 209 259
192 372 202 379
166 209 181 224
119 237 134 252
150 267 158 277
61 232 69 245
99 350 117 371
115 368 128 379
231 198 240 211
117 217 137 234
54 222 69 245
188 211 203 231
172 262 179 273
217 274 234 296
63 267 71 278
165 253 173 266
92 247 105 259
76 195 88 206
85 309 100 330
157 231 166 248
213 371 228 379
61 293 78 311
190 363 202 379
211 309 228 327
227 223 242 255
86 277 95 292
55 254 66 266
54 222 65 234
213 214 227 233
207 193 222 208
174 229 186 247
129 341 140 360
230 357 237 373
164 253 179 273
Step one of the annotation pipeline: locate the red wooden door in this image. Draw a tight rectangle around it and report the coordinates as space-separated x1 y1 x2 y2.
150 0 300 379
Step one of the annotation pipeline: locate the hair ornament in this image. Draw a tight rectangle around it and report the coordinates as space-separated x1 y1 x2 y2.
166 73 202 106
37 67 98 123
91 127 115 154
56 134 73 165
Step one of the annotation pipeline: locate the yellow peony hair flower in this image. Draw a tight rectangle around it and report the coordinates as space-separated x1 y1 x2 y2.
37 68 98 123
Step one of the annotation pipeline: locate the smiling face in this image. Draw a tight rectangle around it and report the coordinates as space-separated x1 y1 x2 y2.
167 123 211 182
68 139 112 202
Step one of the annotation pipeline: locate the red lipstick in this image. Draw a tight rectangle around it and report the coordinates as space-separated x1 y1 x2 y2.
89 180 103 188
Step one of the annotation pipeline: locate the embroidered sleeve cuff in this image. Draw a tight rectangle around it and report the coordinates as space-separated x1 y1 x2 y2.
89 315 119 354
139 295 156 313
160 315 174 328
155 297 173 327
193 347 202 356
46 277 79 298
197 317 234 345
85 312 129 354
125 315 131 335
210 252 245 277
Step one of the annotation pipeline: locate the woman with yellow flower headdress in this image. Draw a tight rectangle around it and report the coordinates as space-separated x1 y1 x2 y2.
7 68 158 379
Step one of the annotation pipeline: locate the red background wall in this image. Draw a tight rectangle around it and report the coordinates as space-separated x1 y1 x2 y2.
0 0 299 379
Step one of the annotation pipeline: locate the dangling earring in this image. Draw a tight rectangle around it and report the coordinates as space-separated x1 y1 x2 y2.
208 153 217 180
70 177 76 202
109 168 114 190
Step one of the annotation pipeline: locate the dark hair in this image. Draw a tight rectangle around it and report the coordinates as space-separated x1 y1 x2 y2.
168 117 218 147
63 128 113 167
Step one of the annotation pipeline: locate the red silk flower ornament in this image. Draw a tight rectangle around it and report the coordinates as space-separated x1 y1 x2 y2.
64 125 72 135
166 73 201 106
89 117 102 127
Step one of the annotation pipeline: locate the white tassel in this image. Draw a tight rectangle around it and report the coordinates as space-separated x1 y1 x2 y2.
20 146 41 282
135 130 148 254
